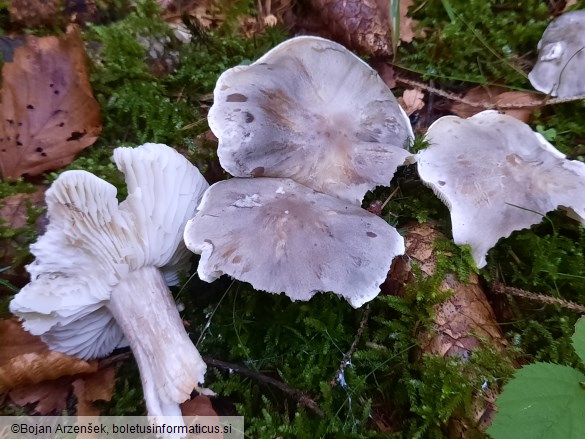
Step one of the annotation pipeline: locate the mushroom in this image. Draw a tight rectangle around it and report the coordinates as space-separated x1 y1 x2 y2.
208 36 414 205
10 143 211 420
529 10 585 97
184 177 404 308
417 110 585 267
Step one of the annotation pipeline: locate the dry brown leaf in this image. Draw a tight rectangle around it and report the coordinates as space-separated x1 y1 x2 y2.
7 0 60 27
0 24 101 180
182 395 222 439
9 376 73 414
160 0 224 29
451 86 540 122
72 367 116 416
397 0 416 43
399 88 425 115
564 0 578 12
0 188 45 231
181 395 218 417
0 318 98 392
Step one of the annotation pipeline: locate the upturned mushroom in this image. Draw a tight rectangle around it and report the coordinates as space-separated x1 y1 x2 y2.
417 110 585 267
10 143 211 420
184 177 404 308
529 10 585 98
208 36 414 205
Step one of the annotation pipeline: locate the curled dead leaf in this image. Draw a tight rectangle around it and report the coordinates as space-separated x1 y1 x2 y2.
182 395 222 439
181 395 218 417
0 24 101 180
9 377 73 414
392 0 417 43
73 367 116 416
399 88 425 116
0 318 98 393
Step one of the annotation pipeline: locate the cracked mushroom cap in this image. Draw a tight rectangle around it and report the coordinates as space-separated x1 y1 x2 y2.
184 177 405 308
417 111 585 267
10 143 209 359
529 10 585 97
209 36 414 205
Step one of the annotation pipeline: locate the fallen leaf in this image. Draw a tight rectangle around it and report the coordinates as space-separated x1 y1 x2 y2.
397 0 417 43
182 395 222 439
0 318 98 392
9 376 73 414
0 188 45 231
72 367 116 416
564 0 578 12
7 0 60 27
181 395 218 417
399 88 425 115
451 86 541 122
160 0 224 30
0 24 101 180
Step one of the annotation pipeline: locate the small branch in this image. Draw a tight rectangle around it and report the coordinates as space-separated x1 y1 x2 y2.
395 75 585 109
98 351 131 370
203 356 324 417
99 351 324 416
330 304 371 387
491 283 585 313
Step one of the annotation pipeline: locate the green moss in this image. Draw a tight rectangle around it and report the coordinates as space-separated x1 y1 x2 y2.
102 361 146 416
82 0 287 178
532 102 585 158
399 0 551 88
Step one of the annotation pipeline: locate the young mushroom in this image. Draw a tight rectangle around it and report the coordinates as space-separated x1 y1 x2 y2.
10 143 211 420
529 10 585 97
208 36 414 205
184 177 405 308
417 110 585 267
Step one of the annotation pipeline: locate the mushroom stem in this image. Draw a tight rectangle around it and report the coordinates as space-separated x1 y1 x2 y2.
107 266 207 418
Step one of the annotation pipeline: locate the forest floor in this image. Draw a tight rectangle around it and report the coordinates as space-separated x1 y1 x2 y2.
1 1 585 438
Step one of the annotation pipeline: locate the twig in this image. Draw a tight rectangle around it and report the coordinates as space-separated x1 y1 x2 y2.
491 282 585 313
98 351 324 416
98 351 131 369
395 75 585 109
330 304 371 387
203 356 324 417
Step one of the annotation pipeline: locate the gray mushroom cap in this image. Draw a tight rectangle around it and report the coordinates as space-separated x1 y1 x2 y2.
417 110 585 267
208 36 414 205
529 10 585 97
184 177 405 308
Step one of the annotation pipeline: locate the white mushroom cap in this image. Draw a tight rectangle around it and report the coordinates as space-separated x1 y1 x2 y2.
10 143 210 419
209 36 414 205
417 111 585 267
184 177 405 308
529 10 585 97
